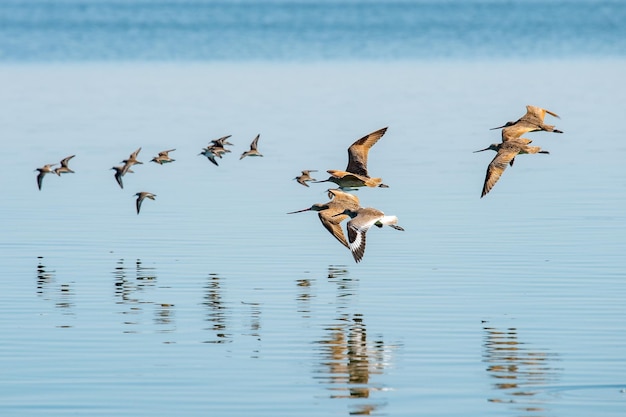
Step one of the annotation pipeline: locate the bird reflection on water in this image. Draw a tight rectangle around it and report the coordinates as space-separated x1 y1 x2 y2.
202 273 263 356
483 325 561 416
311 265 395 415
36 256 74 328
113 258 175 335
314 314 393 415
202 273 231 344
36 256 54 293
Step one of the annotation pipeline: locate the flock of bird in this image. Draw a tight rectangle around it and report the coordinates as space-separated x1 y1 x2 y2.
33 105 563 263
34 134 265 214
475 105 563 198
288 126 404 263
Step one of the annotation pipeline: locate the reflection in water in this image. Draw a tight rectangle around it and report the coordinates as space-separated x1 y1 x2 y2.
112 258 175 337
327 265 358 312
113 258 156 330
311 266 395 414
296 276 313 318
136 259 157 281
154 303 176 335
36 256 54 293
35 256 74 328
483 325 561 416
328 265 349 280
314 313 393 415
242 301 262 358
202 273 231 344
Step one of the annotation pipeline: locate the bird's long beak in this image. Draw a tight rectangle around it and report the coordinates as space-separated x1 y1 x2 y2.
311 179 329 184
287 207 311 214
473 147 490 153
489 125 506 130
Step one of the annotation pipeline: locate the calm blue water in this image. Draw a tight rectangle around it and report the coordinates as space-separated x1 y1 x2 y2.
0 0 625 61
1 2 626 417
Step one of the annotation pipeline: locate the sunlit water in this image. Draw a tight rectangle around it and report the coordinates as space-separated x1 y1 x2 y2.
1 60 625 416
1 1 626 416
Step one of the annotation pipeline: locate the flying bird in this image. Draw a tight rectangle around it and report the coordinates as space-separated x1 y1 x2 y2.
294 170 318 187
121 147 143 174
240 134 263 159
35 163 57 190
134 192 156 214
111 165 133 189
475 125 550 198
199 145 228 166
335 206 404 263
491 105 563 134
54 155 75 175
315 127 389 189
150 149 176 164
209 135 234 148
287 188 360 249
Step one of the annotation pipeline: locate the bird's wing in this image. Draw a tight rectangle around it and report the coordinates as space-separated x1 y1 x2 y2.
481 145 519 197
328 189 360 208
501 122 536 141
346 222 367 263
250 134 260 150
36 171 45 190
114 172 124 189
525 105 560 121
60 155 75 167
319 212 350 248
345 127 387 176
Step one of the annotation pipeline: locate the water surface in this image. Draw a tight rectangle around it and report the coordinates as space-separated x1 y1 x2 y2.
1 60 625 416
1 0 626 415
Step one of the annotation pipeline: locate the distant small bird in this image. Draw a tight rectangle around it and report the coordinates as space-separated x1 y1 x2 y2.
35 163 56 190
54 155 75 175
134 192 156 214
475 127 550 198
210 135 234 148
490 105 563 134
315 127 389 189
111 165 134 189
335 207 404 263
287 188 360 248
240 134 263 159
150 149 176 164
121 147 143 174
199 145 228 166
294 170 318 187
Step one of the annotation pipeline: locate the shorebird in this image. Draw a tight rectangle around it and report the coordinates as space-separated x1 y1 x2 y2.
240 134 263 159
210 135 234 148
491 105 563 134
199 145 228 166
134 192 156 214
121 147 143 174
334 207 404 263
315 127 389 189
111 166 134 189
475 127 550 198
35 163 57 190
150 149 176 164
54 155 75 175
287 188 360 249
294 170 318 187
